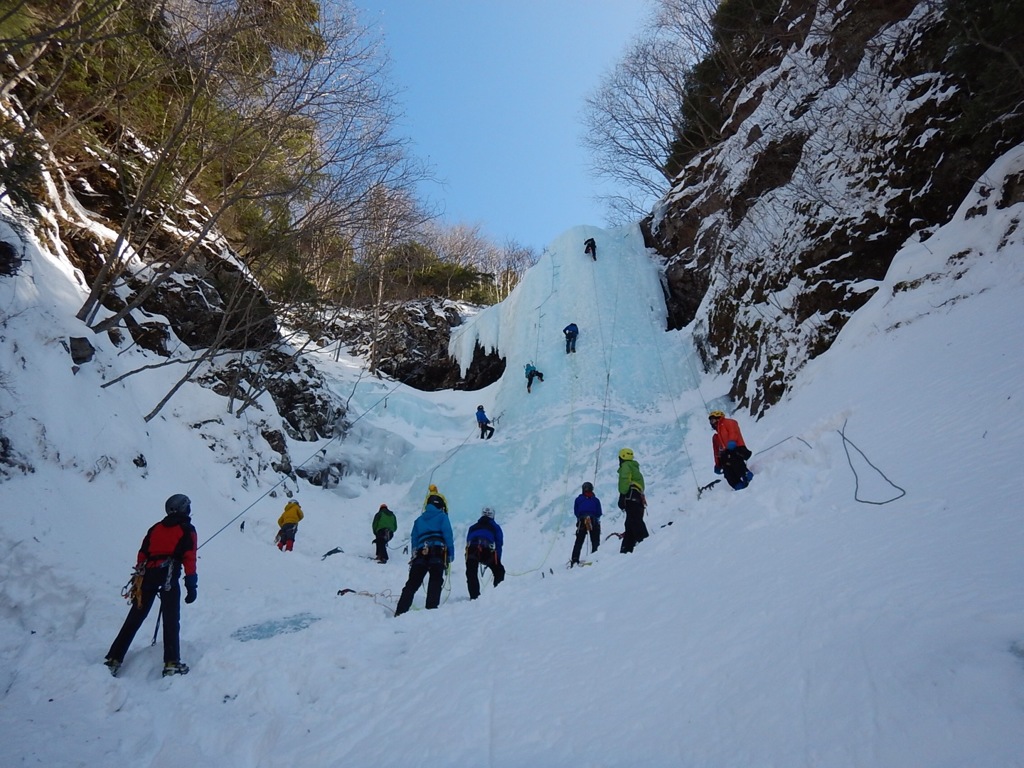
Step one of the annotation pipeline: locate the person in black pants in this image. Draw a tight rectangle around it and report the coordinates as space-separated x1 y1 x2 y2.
616 448 648 554
563 322 579 354
476 405 495 439
105 493 198 677
570 482 601 565
372 504 397 563
465 507 505 599
524 363 544 393
394 501 454 616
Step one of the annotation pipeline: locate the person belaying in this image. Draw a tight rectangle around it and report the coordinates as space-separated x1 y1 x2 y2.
104 493 198 678
709 410 754 490
372 503 398 563
422 483 448 513
476 405 495 439
394 499 454 616
571 481 602 566
465 506 505 599
276 499 303 552
617 448 648 554
563 322 579 354
584 237 597 260
524 362 544 393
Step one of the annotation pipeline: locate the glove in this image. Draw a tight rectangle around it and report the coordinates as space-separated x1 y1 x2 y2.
727 441 737 450
617 493 626 510
714 466 723 475
184 574 198 604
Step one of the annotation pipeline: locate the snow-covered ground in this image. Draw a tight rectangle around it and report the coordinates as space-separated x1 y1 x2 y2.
1 148 1023 767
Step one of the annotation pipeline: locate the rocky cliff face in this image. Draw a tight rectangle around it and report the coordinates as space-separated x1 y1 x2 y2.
323 301 506 391
647 0 1024 415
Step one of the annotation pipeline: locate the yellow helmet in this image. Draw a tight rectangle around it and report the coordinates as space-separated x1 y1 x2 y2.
428 484 438 493
709 410 725 420
618 448 634 461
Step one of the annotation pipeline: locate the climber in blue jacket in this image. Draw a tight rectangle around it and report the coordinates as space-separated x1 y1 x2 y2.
394 502 454 616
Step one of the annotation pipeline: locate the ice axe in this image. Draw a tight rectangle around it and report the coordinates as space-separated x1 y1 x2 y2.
321 546 344 560
697 479 721 499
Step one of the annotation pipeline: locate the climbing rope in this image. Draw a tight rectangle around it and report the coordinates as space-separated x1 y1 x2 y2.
198 370 409 550
616 246 704 497
837 419 906 505
336 587 396 611
590 237 625 481
428 424 482 486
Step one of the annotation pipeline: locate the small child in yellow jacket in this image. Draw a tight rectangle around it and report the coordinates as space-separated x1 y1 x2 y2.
276 500 304 552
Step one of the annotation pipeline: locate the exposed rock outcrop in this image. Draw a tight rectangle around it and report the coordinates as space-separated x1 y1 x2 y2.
325 300 506 391
649 0 1024 415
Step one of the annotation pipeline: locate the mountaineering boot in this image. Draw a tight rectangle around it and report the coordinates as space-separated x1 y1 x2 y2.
162 661 190 677
104 658 121 677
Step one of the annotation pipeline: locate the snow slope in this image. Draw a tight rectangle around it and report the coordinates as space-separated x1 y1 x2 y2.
1 148 1023 767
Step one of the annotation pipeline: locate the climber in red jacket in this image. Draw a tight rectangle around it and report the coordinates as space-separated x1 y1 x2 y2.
709 410 754 490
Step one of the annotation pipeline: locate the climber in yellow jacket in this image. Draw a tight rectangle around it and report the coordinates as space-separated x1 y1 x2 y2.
276 500 304 552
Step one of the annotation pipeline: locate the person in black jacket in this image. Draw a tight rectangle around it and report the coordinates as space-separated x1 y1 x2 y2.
584 238 596 260
465 507 505 599
104 494 198 677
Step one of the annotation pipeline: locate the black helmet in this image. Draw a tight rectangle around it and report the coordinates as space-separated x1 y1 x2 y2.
582 482 594 493
477 405 484 410
165 493 191 516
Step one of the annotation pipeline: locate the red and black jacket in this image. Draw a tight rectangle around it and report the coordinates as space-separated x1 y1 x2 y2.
137 512 197 578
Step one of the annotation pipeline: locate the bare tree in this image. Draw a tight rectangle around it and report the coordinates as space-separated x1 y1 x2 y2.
419 224 535 303
582 0 717 221
5 0 428 418
491 238 535 302
355 183 430 374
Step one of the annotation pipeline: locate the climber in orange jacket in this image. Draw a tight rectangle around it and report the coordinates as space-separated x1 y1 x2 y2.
709 410 754 490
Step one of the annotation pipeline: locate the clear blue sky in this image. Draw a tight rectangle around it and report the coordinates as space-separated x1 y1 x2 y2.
355 1 652 254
